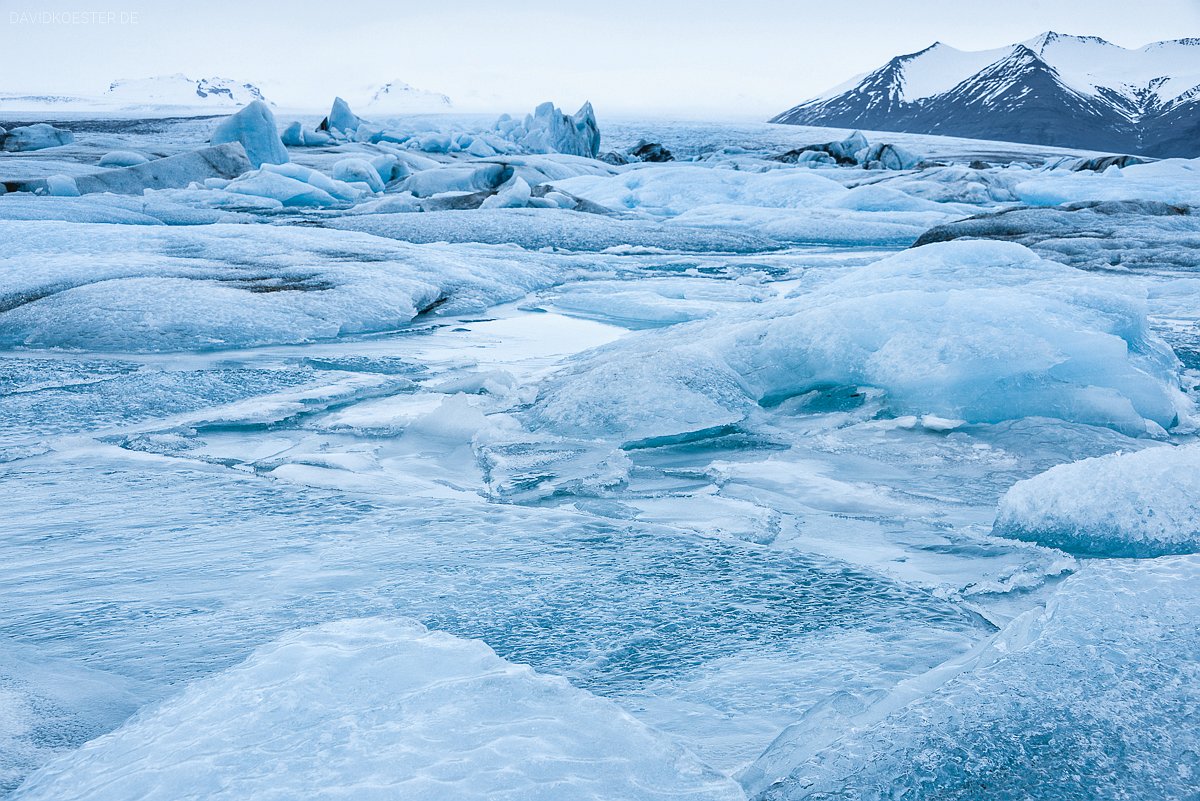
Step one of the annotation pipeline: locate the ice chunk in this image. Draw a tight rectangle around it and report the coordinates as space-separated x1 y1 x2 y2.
13 619 743 801
320 96 363 136
774 131 869 165
994 444 1200 557
60 144 252 196
96 151 149 168
533 241 1191 441
279 122 335 147
43 176 79 197
224 170 337 207
260 163 363 202
330 158 384 193
505 101 601 158
209 100 288 167
1 124 73 152
480 175 532 209
752 556 1200 801
369 154 409 184
400 163 511 197
861 143 921 170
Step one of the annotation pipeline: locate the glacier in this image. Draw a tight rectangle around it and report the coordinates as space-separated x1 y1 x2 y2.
0 105 1197 801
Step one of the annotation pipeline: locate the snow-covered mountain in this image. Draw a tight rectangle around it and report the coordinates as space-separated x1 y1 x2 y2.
0 74 271 114
773 33 1200 157
103 74 271 108
362 80 453 115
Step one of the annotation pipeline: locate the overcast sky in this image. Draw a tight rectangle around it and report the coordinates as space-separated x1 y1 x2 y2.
3 0 1200 117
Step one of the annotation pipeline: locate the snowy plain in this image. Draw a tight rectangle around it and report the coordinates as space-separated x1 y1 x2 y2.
0 102 1198 800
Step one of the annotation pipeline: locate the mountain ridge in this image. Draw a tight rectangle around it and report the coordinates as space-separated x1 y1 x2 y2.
773 32 1200 156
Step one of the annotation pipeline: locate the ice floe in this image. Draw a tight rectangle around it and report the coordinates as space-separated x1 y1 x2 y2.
994 443 1200 557
13 618 743 801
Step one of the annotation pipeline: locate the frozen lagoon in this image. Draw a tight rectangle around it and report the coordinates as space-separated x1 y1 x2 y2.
1 110 1198 799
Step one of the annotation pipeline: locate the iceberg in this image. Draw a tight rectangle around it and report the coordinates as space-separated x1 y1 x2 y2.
480 175 532 209
319 96 364 136
862 143 921 170
994 443 1200 557
210 100 288 167
224 170 338 207
43 175 80 197
400 163 512 197
330 158 385 193
532 241 1191 442
13 619 744 801
1 124 74 152
501 101 601 158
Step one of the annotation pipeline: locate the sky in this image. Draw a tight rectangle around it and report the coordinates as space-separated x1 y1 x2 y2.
2 0 1200 117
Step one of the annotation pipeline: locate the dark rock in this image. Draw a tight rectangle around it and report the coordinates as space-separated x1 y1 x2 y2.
630 141 674 162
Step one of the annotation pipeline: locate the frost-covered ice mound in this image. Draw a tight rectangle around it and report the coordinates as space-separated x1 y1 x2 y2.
0 221 599 351
533 241 1191 442
753 555 1200 800
994 443 1200 557
13 618 743 801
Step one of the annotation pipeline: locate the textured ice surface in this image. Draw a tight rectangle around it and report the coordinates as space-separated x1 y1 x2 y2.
327 209 778 252
754 556 1200 801
0 449 986 781
551 166 847 217
533 241 1190 442
14 619 743 801
0 222 609 351
994 443 1200 557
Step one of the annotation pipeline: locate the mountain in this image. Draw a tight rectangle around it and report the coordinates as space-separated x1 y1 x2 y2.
0 74 271 114
103 75 271 108
772 33 1200 157
361 80 453 115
